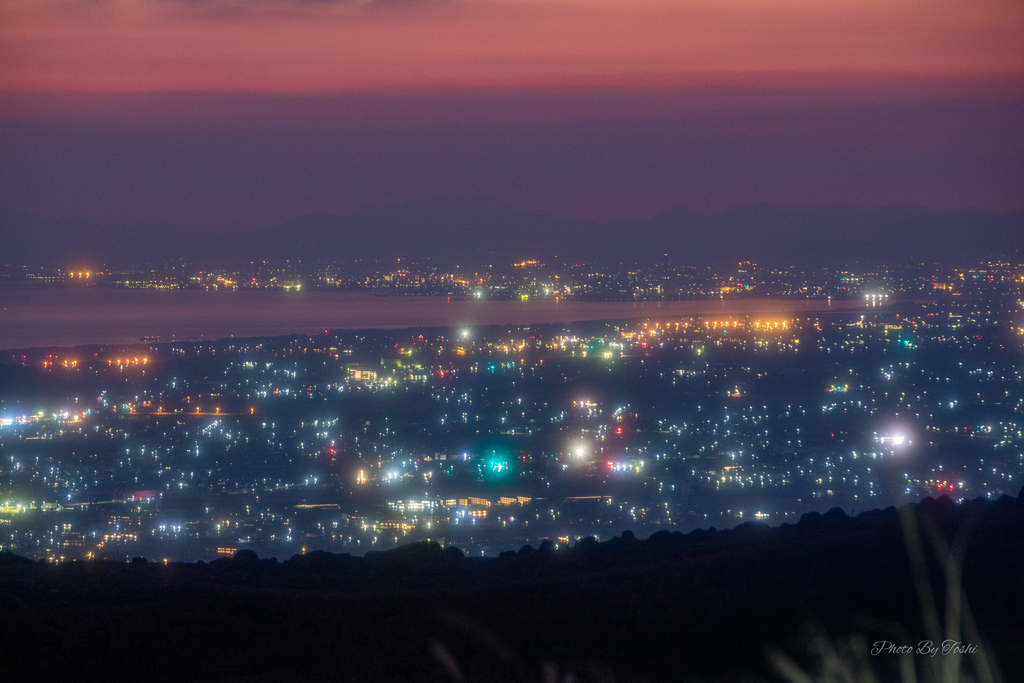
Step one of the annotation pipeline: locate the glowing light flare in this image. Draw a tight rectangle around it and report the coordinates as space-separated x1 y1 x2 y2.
106 357 149 367
879 433 909 447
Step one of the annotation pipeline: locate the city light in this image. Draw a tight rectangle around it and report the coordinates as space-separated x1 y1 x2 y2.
0 257 1019 564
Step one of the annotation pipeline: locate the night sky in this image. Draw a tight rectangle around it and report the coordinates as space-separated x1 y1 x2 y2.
1 0 1022 230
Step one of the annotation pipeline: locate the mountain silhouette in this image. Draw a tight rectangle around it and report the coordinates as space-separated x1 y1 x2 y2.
2 201 1020 266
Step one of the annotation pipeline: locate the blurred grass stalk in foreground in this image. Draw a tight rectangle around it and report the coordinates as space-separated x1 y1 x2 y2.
770 505 1000 683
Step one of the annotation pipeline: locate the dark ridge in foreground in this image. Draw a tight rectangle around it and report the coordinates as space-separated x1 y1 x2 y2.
2 493 1023 682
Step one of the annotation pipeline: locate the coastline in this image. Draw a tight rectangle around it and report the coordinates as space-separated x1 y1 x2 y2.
1 291 875 351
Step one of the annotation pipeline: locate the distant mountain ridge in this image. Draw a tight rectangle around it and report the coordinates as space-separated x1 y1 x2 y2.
2 201 1021 267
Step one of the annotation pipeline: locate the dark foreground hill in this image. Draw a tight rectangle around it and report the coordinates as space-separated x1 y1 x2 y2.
2 493 1022 683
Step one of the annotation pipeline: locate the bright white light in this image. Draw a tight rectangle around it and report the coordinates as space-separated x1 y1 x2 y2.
880 433 908 447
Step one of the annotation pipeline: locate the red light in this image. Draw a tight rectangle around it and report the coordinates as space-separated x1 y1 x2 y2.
616 427 622 434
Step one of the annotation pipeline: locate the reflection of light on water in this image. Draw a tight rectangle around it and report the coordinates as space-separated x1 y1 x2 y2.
2 291 868 349
864 292 889 307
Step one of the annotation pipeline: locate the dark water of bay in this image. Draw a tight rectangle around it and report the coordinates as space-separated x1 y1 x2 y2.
0 288 864 350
